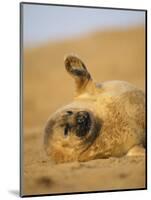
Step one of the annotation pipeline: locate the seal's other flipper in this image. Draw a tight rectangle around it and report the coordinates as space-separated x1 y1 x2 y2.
126 145 145 156
64 55 92 94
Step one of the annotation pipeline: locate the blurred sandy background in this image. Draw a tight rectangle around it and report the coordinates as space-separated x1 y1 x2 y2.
22 4 146 196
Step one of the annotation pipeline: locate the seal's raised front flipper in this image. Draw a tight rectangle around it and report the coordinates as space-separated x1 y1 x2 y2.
64 54 94 95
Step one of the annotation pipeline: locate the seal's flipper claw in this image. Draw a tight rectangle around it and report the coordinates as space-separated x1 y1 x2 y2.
64 54 92 93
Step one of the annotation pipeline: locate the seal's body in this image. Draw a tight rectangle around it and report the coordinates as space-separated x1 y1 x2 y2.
44 55 145 163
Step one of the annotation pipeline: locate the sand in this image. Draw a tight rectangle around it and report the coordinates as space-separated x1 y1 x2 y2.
22 26 146 196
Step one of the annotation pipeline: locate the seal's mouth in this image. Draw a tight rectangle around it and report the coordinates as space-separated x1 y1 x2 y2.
63 111 92 138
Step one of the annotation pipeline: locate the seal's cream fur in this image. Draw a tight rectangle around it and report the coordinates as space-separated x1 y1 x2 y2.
44 55 145 163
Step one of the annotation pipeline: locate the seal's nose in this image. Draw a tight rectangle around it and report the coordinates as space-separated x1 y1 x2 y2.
75 111 91 137
76 111 89 124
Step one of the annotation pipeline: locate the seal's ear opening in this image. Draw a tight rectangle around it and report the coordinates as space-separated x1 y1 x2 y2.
64 54 92 93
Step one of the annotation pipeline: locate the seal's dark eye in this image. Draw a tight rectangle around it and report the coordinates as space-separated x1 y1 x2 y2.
64 123 72 137
64 126 68 136
64 124 69 136
66 111 73 115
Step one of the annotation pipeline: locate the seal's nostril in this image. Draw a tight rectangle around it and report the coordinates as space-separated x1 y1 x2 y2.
75 111 91 137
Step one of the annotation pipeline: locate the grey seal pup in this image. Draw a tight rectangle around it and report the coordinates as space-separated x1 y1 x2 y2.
44 55 145 163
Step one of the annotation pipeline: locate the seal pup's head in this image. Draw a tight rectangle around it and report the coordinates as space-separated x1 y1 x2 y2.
44 107 102 163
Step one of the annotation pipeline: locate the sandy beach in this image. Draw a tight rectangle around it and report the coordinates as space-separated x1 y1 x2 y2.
22 26 146 196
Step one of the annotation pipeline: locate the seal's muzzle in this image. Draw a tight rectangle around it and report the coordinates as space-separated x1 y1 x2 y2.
75 111 91 137
63 111 91 138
